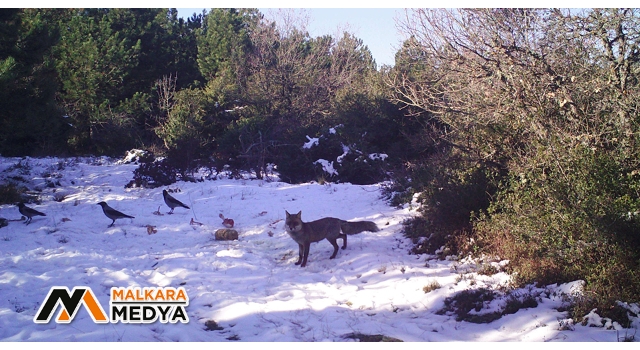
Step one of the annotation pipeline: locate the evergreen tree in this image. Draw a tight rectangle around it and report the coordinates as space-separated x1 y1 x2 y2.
0 9 68 156
197 8 258 85
54 9 141 153
53 8 204 154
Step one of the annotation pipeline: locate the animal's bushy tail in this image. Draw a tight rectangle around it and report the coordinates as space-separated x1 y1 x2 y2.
341 220 380 235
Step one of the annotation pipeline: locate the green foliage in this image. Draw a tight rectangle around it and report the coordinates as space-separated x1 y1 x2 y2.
403 216 441 255
0 9 69 156
272 61 406 184
88 92 153 155
154 87 218 174
49 9 203 155
391 8 640 312
203 12 393 183
302 125 389 185
476 145 640 309
572 295 633 328
125 154 177 189
197 8 257 83
107 9 203 93
401 157 502 256
54 10 141 152
213 109 286 180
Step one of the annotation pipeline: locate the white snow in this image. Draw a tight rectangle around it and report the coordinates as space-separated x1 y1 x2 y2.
313 159 338 176
0 156 637 342
328 125 343 134
303 136 319 149
336 144 351 164
368 153 388 161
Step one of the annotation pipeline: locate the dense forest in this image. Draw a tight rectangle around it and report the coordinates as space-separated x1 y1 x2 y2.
1 8 639 324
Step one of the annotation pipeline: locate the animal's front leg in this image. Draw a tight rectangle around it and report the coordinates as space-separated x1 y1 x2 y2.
300 242 311 267
295 243 303 265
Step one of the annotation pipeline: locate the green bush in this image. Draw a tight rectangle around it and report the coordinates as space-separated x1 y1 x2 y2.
88 95 152 156
280 125 391 185
125 153 177 189
273 145 317 184
155 88 218 175
403 157 502 256
475 145 640 321
214 112 285 180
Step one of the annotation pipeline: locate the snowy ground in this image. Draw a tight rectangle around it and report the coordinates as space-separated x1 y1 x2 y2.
0 156 638 342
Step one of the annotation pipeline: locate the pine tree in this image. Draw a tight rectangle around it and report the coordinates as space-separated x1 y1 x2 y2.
0 9 68 156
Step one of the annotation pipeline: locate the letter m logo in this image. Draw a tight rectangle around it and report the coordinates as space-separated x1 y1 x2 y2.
34 286 108 324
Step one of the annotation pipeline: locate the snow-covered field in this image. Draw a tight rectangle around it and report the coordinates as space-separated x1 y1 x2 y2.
0 155 637 342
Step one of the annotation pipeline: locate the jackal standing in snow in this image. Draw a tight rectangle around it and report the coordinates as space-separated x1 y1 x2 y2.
285 210 380 267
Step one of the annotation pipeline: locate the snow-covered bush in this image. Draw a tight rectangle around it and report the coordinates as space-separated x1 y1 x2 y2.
280 125 389 185
125 152 177 189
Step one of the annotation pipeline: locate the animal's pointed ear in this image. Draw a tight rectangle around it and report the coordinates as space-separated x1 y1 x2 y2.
296 211 301 218
285 210 290 217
